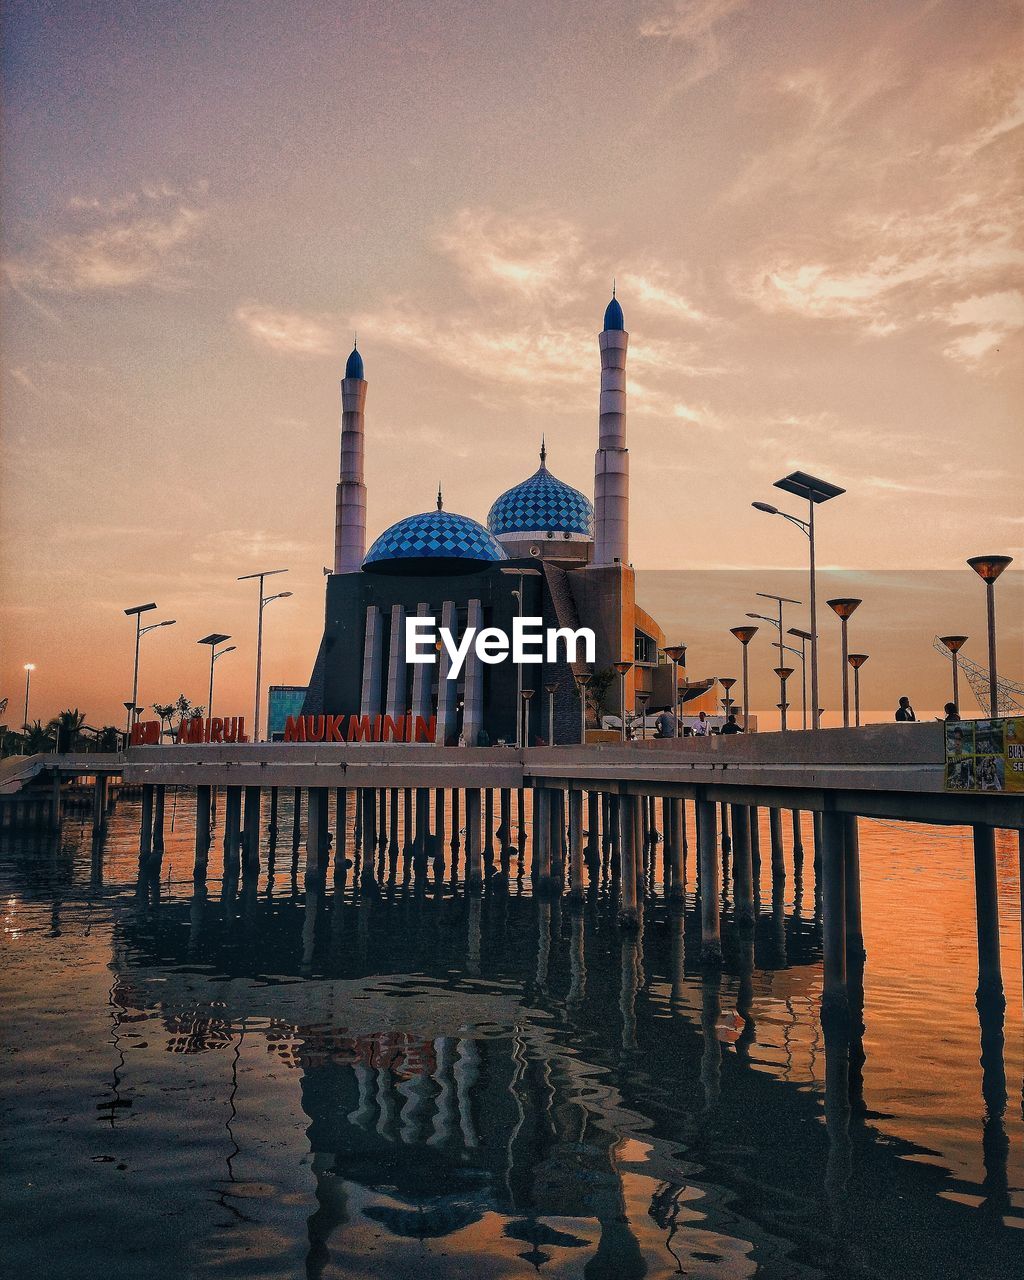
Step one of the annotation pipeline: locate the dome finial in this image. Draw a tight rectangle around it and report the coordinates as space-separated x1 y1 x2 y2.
540 434 547 467
612 277 616 298
603 288 624 332
345 337 364 379
436 483 443 512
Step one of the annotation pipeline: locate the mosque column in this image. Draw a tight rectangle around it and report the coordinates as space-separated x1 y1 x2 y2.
461 598 485 745
435 600 459 745
385 604 408 721
360 606 384 719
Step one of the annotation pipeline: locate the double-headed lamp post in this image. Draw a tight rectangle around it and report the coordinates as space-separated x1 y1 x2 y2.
238 569 292 743
938 635 968 714
753 471 845 730
663 645 687 737
612 661 633 743
574 672 592 745
544 681 559 747
729 626 758 730
520 688 535 748
827 598 862 728
198 634 236 720
966 555 1013 716
124 602 176 730
773 666 794 730
718 677 737 721
787 627 813 730
847 653 868 727
22 663 35 730
500 566 543 747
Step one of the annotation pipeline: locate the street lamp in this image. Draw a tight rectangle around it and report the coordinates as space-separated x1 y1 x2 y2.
124 603 176 729
237 569 291 743
544 681 559 746
663 644 687 737
753 471 846 730
847 653 868 727
636 689 651 739
938 635 968 714
718 677 737 721
756 591 801 667
574 671 592 745
966 555 1013 716
198 634 236 720
501 567 543 747
520 688 535 747
730 626 758 730
612 661 633 742
773 666 794 731
788 627 814 730
22 663 35 731
827 598 862 728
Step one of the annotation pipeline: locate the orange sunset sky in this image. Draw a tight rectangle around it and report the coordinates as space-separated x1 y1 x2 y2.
1 0 1022 730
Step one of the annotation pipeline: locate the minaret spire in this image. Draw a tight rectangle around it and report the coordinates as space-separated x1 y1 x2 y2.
540 434 547 467
593 289 629 566
436 483 443 511
333 341 368 573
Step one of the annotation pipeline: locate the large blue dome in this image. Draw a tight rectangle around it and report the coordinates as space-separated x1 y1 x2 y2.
363 506 507 575
488 450 594 542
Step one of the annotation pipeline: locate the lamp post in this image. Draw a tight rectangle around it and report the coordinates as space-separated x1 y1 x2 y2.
198 634 236 720
520 688 535 747
938 635 968 715
753 471 845 730
22 663 35 730
730 626 758 730
544 681 559 746
787 627 813 730
612 661 633 743
663 645 687 736
575 672 592 745
966 555 1013 716
237 569 291 743
501 567 543 747
718 677 737 722
756 591 801 667
636 690 650 739
124 603 176 730
847 653 868 727
773 666 794 730
827 598 862 728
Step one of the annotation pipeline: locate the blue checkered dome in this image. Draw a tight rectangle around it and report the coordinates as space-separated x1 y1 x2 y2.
362 507 507 574
488 451 594 542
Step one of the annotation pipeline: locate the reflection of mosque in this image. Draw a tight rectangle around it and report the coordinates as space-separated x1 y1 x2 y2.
99 881 1023 1280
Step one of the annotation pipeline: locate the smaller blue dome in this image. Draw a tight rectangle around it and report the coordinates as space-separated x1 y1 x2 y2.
345 344 364 379
363 507 507 575
488 448 594 542
603 295 624 331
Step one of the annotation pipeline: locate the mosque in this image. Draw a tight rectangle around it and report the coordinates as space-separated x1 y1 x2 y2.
300 294 715 744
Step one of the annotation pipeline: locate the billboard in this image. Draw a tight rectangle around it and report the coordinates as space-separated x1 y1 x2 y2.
943 717 1024 794
267 685 307 741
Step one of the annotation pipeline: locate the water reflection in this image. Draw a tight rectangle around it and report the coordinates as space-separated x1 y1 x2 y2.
1 796 1023 1279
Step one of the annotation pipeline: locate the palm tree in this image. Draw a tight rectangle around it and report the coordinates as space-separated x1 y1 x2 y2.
48 708 87 753
152 703 177 742
24 720 55 753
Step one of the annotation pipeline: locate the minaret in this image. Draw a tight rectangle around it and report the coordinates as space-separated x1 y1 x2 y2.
334 340 368 574
593 289 629 565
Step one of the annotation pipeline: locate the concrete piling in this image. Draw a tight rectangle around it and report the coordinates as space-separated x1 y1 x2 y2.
820 809 847 1014
696 793 721 964
139 784 154 869
243 786 261 874
305 787 329 886
972 824 1003 1005
769 807 785 882
617 794 639 929
465 788 482 891
223 786 242 878
731 803 754 927
568 789 584 901
194 785 211 881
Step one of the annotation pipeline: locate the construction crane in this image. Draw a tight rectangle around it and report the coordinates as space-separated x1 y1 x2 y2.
932 636 1024 715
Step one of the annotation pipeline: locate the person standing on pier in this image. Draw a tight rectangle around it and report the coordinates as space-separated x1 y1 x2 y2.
720 714 743 735
692 711 711 737
895 696 917 722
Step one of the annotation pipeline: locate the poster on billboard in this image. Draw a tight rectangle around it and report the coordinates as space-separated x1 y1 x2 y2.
267 685 308 740
943 717 1024 793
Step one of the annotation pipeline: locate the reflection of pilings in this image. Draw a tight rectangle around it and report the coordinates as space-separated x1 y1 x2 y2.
973 824 1004 1005
534 789 551 890
620 934 639 1053
91 774 106 835
536 900 551 988
821 809 847 1014
697 792 721 964
348 1061 377 1129
669 798 684 901
139 784 154 871
453 1039 480 1148
568 906 586 1007
465 788 482 891
823 1005 852 1231
242 786 261 876
427 1036 456 1147
224 786 242 877
978 971 1010 1219
153 785 166 859
361 789 378 883
700 967 722 1112
771 861 787 966
568 789 584 900
617 795 639 928
669 905 685 1013
397 1069 434 1146
632 794 644 897
769 807 784 881
194 785 211 882
552 789 566 889
731 804 754 927
467 894 481 974
300 883 319 975
736 932 756 1061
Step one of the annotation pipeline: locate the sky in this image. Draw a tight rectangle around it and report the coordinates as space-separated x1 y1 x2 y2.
1 0 1022 730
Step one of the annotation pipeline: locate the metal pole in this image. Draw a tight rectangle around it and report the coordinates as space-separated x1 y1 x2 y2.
23 667 31 729
619 672 627 743
809 498 820 730
131 612 142 729
951 651 960 712
548 691 555 747
208 647 216 722
840 618 850 728
742 644 749 730
515 583 524 747
800 636 808 730
985 582 998 716
854 667 861 728
254 573 265 743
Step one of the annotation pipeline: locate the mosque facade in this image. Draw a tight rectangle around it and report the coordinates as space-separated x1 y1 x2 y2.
302 295 709 745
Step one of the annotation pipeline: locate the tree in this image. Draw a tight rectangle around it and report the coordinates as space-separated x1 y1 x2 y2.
23 720 54 753
586 668 617 723
48 708 87 753
173 694 205 733
152 703 177 741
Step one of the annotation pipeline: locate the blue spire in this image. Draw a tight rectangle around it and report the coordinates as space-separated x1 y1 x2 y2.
345 335 364 380
603 284 624 331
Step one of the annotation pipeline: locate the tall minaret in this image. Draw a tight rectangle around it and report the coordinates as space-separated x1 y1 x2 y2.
593 289 629 566
334 341 368 574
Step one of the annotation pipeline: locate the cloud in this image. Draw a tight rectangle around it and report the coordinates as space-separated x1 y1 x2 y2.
640 0 752 87
234 302 339 356
620 270 710 324
437 207 587 299
3 186 207 295
939 289 1024 362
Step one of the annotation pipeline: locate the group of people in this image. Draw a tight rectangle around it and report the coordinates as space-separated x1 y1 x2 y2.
654 709 744 738
895 697 961 723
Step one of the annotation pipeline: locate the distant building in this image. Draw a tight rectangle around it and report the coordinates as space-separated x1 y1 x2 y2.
303 294 716 743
